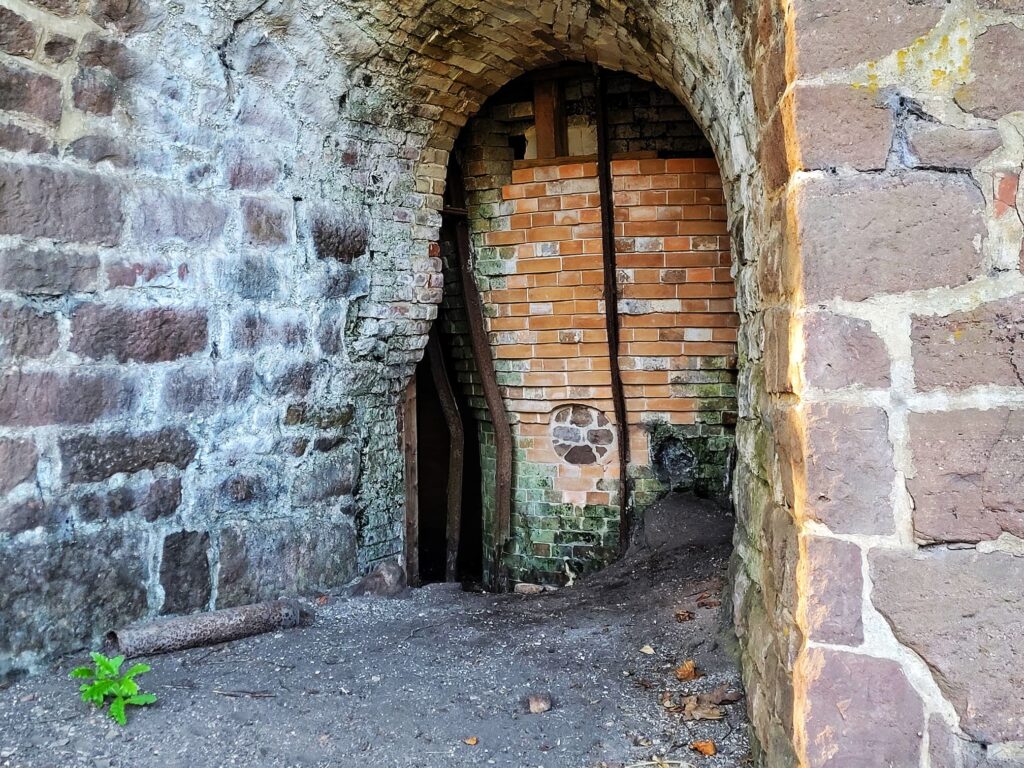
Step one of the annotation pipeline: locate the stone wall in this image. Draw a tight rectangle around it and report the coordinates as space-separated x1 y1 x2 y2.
0 0 1020 765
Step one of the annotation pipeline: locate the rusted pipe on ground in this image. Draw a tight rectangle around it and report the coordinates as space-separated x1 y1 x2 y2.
105 599 314 658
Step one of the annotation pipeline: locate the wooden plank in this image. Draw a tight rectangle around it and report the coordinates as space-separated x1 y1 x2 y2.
595 68 632 554
533 79 567 159
446 163 514 586
427 332 465 583
402 375 420 586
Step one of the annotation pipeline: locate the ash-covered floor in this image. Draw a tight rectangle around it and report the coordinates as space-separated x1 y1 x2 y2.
0 494 750 768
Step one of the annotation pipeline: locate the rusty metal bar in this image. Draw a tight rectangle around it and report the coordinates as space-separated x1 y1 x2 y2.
105 599 314 658
402 375 420 586
595 68 632 553
445 164 514 585
426 331 465 582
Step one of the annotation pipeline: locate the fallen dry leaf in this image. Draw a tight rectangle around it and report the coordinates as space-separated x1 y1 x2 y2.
463 736 479 746
691 740 717 756
674 660 702 681
674 610 695 623
315 594 329 606
696 594 721 609
680 694 724 721
702 684 743 705
528 693 552 714
639 644 655 655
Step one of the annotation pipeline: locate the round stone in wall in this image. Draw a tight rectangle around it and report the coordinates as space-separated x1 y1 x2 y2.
551 404 615 465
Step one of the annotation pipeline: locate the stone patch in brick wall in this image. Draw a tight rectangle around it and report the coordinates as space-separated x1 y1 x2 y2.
550 404 615 465
160 531 212 615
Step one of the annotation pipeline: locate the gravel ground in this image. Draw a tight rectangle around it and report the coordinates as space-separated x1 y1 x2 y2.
0 494 750 768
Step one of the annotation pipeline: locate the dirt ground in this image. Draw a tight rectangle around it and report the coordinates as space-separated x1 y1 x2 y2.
0 494 750 768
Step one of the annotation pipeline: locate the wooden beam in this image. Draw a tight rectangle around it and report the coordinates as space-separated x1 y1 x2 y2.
533 79 567 159
402 375 419 586
426 332 465 583
595 68 632 554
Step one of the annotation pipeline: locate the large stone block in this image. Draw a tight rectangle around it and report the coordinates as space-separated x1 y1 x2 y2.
905 120 1003 170
0 123 54 156
0 303 58 360
871 548 1024 742
0 530 147 666
0 61 60 123
912 297 1024 391
70 305 208 363
0 7 37 58
133 189 226 245
242 197 293 246
216 516 357 608
0 164 123 245
160 363 253 416
791 84 892 170
0 497 64 535
908 409 1024 542
792 0 944 75
79 477 181 522
160 531 211 614
60 427 197 483
799 648 924 767
72 68 119 116
803 403 895 534
802 311 889 390
0 437 37 494
0 371 134 427
803 536 863 644
0 248 100 295
291 444 360 506
955 25 1024 120
797 173 985 302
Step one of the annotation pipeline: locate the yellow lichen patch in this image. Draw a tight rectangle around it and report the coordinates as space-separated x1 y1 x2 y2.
852 15 973 95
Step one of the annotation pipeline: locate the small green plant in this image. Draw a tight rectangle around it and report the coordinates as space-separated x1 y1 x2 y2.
70 652 157 725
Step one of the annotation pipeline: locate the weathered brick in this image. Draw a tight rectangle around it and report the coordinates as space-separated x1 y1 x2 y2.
803 403 895 534
242 197 293 246
0 7 38 58
221 254 281 299
804 536 863 644
72 68 119 115
791 84 892 170
908 409 1024 543
0 164 124 245
41 33 75 64
803 311 889 390
160 531 211 614
905 120 1002 170
912 297 1024 391
797 173 985 302
0 530 147 659
0 61 61 124
0 371 134 427
230 310 307 349
133 189 226 245
0 123 54 156
792 0 944 75
955 25 1024 121
871 548 1024 743
0 247 100 295
799 648 924 767
70 305 208 363
0 438 37 494
0 303 58 359
217 516 357 608
161 363 253 415
311 206 368 262
60 427 197 482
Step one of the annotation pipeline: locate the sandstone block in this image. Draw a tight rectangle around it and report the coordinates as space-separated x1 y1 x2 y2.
792 0 944 75
797 173 985 302
41 34 75 64
0 438 37 494
0 303 58 359
160 531 211 614
231 310 307 349
0 247 100 295
0 62 60 124
134 189 226 245
871 548 1024 742
291 444 360 505
0 371 134 427
161 363 253 416
216 516 357 608
311 206 368 262
908 409 1024 542
68 135 135 168
0 8 37 58
800 648 923 767
79 477 181 522
912 297 1024 391
70 305 208 363
242 197 293 246
0 123 54 156
72 68 118 115
955 25 1024 120
60 427 197 482
0 497 62 535
803 403 895 534
0 530 147 662
802 311 890 389
906 120 1002 170
791 84 892 170
803 536 863 644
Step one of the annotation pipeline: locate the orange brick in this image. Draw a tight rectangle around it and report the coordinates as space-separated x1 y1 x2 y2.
666 189 697 205
529 286 577 301
649 174 681 189
514 198 539 213
559 193 590 209
531 211 555 227
533 165 562 181
527 226 574 243
484 229 526 246
511 168 535 184
611 159 639 175
664 158 696 173
501 184 525 200
538 196 560 211
693 158 719 173
623 221 678 237
678 220 727 235
495 344 534 358
561 255 603 271
638 158 667 174
517 257 562 273
557 270 582 286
